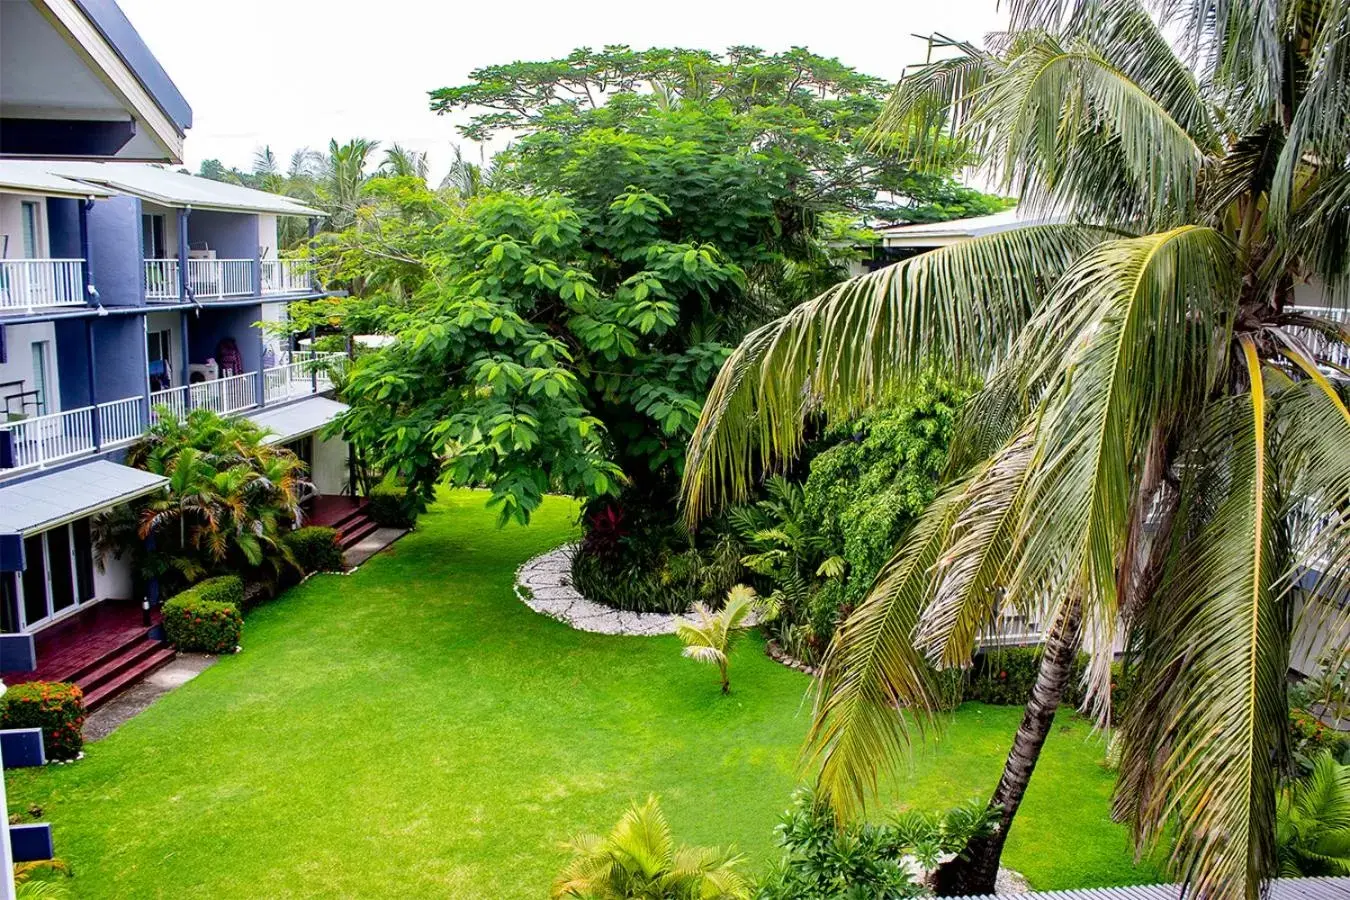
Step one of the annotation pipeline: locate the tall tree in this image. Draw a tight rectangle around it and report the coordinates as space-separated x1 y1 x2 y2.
680 2 1350 898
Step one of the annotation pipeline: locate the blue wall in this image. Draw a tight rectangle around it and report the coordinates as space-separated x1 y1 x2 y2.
44 199 81 259
52 315 148 408
188 304 261 374
187 211 257 262
87 196 145 308
53 319 89 410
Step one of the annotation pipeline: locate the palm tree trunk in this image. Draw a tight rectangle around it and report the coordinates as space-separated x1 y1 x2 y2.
933 599 1084 897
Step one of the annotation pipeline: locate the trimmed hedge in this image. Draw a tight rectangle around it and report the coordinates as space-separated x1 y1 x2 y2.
284 526 344 573
367 480 417 529
163 576 244 653
1 681 85 761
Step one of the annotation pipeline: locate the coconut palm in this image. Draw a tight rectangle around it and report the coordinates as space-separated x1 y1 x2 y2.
378 143 429 182
680 1 1350 897
1277 751 1350 877
675 585 761 694
316 138 379 231
551 796 749 899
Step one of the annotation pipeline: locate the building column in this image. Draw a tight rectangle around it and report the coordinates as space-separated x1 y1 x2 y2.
177 208 191 301
85 320 100 449
179 309 191 411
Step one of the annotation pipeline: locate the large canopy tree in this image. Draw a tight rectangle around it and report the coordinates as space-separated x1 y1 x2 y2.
681 2 1350 898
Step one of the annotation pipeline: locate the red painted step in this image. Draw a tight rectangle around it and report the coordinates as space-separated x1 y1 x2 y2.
338 517 379 550
74 637 168 693
82 646 177 711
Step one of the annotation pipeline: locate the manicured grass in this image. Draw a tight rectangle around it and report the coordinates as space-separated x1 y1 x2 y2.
6 490 1161 897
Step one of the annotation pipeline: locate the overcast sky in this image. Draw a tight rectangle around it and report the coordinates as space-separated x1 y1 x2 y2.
117 0 1007 184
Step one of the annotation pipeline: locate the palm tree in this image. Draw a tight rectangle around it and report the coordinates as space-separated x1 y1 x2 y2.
440 143 492 201
1277 751 1350 877
675 585 760 694
317 138 379 231
680 2 1350 897
551 796 749 899
378 143 429 182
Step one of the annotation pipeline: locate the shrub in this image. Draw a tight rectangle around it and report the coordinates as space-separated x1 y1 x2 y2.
367 479 417 528
284 526 344 573
163 581 243 653
0 681 85 761
965 646 1135 719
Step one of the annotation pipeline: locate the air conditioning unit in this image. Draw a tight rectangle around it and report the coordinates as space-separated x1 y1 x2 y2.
188 361 219 383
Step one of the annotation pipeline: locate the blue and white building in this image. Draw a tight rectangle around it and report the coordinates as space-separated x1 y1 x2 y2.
0 0 353 674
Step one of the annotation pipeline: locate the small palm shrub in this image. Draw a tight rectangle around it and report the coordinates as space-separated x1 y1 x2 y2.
1276 751 1350 876
283 526 344 573
0 682 85 761
552 796 748 899
163 579 243 653
676 585 762 694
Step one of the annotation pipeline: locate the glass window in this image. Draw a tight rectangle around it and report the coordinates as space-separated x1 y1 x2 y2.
1 574 19 634
47 526 75 614
30 341 50 416
21 535 46 628
20 202 39 258
73 518 95 602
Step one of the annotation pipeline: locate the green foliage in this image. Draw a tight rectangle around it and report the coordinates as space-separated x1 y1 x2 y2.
282 527 344 573
367 478 418 529
0 681 85 761
675 585 762 694
1276 752 1350 877
757 789 998 899
552 795 749 899
163 580 244 653
96 409 306 593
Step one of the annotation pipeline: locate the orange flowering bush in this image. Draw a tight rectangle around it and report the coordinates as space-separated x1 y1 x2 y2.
0 680 85 760
163 583 242 653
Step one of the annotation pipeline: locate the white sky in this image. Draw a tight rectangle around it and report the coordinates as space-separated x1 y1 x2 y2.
118 0 1007 184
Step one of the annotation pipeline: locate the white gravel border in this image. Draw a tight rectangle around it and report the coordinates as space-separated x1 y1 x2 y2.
514 544 681 635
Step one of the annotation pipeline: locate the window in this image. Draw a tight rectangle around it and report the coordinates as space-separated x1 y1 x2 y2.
147 329 173 390
30 340 50 416
20 201 40 259
141 214 166 259
13 520 98 631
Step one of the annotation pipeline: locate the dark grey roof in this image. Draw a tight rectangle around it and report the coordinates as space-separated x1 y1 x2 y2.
72 0 192 132
0 460 168 536
246 397 349 444
960 878 1350 900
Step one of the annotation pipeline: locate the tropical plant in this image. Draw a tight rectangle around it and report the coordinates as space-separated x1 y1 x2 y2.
680 1 1350 896
551 796 749 899
378 143 429 182
675 585 763 694
1277 751 1350 877
14 858 72 898
98 409 308 590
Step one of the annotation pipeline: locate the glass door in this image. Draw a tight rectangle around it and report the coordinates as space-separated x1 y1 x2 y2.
14 522 97 631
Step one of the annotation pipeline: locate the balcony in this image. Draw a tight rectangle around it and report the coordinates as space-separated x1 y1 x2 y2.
144 258 314 303
1 353 345 475
0 259 86 314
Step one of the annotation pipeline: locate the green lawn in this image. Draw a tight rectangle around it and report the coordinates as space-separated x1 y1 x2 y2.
6 490 1161 897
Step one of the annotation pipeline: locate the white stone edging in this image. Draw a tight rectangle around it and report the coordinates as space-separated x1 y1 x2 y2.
514 544 681 636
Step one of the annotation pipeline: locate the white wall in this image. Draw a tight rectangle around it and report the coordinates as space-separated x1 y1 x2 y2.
0 193 48 259
93 544 135 601
258 215 279 261
0 321 62 417
140 201 180 258
259 300 289 364
311 433 348 495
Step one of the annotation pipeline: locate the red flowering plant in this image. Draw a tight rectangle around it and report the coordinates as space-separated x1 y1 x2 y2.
1 681 85 760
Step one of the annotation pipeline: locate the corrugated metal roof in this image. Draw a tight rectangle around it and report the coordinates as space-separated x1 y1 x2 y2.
246 397 349 444
38 161 322 216
878 209 1065 247
0 459 167 536
959 877 1350 900
0 160 115 199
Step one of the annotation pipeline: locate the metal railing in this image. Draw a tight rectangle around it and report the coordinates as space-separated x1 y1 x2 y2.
0 259 86 313
189 371 258 415
97 396 144 447
149 385 188 422
260 259 311 295
144 258 181 301
1289 305 1350 373
0 405 95 468
187 259 254 300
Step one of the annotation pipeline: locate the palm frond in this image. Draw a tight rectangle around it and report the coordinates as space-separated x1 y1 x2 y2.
682 225 1103 523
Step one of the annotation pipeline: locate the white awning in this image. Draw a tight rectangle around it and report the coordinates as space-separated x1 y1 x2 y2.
0 160 115 199
0 460 168 537
36 161 322 217
247 397 349 444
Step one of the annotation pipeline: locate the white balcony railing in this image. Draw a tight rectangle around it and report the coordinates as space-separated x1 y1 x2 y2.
262 351 342 403
97 396 144 447
0 259 86 313
260 259 311 295
189 371 258 415
149 385 188 422
188 259 254 300
0 406 95 469
144 258 181 301
1288 305 1350 374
